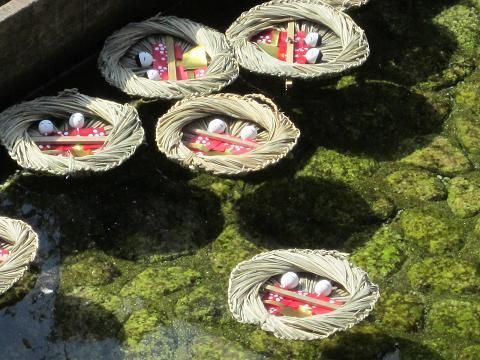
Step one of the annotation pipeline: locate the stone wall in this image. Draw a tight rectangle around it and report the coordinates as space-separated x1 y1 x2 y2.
0 0 260 107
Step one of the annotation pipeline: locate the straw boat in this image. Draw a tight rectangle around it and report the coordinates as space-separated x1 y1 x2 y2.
98 13 239 99
0 90 145 176
226 0 369 79
0 217 39 295
155 93 300 176
228 249 379 340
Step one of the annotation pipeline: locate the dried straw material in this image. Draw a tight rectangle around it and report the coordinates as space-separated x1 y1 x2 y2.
228 249 379 340
0 216 39 295
225 0 369 79
0 90 145 176
98 14 239 99
156 93 300 176
321 0 370 11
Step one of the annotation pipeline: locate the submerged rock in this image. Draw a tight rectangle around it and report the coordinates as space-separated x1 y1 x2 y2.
399 208 464 254
376 291 424 332
427 299 480 340
447 176 480 218
400 136 472 176
385 169 446 205
407 257 478 294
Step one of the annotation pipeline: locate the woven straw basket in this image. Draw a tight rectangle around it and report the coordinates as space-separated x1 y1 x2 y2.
0 90 145 176
228 249 379 340
155 93 300 176
0 217 39 295
226 0 369 79
98 13 239 99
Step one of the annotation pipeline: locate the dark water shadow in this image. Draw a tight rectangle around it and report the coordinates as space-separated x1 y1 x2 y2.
353 0 460 87
54 295 126 343
237 177 382 249
0 145 18 185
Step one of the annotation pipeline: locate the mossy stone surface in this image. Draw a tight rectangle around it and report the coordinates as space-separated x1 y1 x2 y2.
175 286 224 323
407 257 478 293
120 266 201 301
350 226 406 282
399 208 464 254
447 176 480 218
427 299 480 340
385 169 446 206
123 309 160 347
297 147 378 185
376 291 424 332
400 136 472 176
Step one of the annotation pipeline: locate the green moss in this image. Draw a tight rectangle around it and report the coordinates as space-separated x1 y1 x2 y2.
400 136 472 176
350 226 406 282
0 269 37 308
124 309 160 347
249 329 319 359
55 295 124 341
376 291 424 332
175 286 224 323
191 335 260 360
385 169 446 206
61 250 121 290
447 176 480 217
120 266 201 301
427 299 480 340
317 324 395 360
210 225 263 275
297 148 378 185
459 345 480 360
407 257 478 293
399 208 464 254
429 5 480 87
454 109 480 165
336 75 357 90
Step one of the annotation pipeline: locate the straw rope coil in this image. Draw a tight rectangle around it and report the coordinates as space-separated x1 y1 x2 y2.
0 217 39 295
156 93 300 176
225 0 369 79
321 0 370 11
228 249 379 340
0 90 145 176
98 14 239 99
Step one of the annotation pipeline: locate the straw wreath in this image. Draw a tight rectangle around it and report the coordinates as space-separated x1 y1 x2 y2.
225 0 369 79
0 89 145 176
228 249 379 340
155 93 300 176
0 217 39 295
98 13 239 99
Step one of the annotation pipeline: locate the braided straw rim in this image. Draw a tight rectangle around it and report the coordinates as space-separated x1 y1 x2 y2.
228 249 380 340
98 13 239 99
225 0 369 79
319 0 370 11
0 216 39 295
155 93 300 176
0 89 145 176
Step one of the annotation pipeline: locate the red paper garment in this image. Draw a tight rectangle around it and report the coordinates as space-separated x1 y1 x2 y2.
253 28 313 64
38 128 106 154
263 285 344 316
186 134 255 155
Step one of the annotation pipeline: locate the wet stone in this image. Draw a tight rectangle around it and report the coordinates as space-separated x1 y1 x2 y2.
447 176 480 218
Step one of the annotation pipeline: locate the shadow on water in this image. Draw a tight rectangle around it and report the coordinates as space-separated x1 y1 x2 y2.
54 295 126 343
354 0 460 87
237 177 382 250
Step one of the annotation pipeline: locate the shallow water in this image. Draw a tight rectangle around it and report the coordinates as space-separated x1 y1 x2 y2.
2 0 480 358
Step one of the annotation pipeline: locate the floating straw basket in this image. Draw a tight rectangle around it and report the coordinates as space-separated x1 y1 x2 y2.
226 0 369 79
0 90 145 176
98 14 239 99
155 93 300 176
228 249 379 340
0 217 39 295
